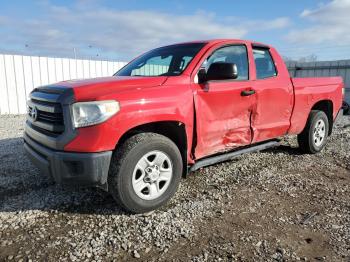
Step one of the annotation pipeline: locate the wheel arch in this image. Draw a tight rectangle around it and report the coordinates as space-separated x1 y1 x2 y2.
115 121 188 177
311 100 333 135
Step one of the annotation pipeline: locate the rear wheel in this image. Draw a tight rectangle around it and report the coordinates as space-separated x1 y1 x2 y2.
108 133 183 214
297 110 329 154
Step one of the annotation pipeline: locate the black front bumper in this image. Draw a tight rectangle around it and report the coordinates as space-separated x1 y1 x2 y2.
24 133 112 188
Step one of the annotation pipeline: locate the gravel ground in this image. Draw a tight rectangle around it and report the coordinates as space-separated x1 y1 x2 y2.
0 115 349 261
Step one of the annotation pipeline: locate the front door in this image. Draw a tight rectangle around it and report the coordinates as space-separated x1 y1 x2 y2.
192 44 255 159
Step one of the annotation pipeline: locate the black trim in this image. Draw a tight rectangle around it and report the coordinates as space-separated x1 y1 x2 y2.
30 85 75 105
189 140 280 172
27 118 64 133
27 100 62 113
252 43 270 49
25 86 77 150
24 133 112 188
241 90 256 96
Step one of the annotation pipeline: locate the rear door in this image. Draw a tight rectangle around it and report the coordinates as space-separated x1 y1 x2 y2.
250 46 294 143
192 44 256 159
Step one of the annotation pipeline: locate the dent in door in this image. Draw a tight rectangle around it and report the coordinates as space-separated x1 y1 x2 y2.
193 91 252 158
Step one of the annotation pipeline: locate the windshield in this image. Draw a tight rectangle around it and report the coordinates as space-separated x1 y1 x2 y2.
115 43 206 77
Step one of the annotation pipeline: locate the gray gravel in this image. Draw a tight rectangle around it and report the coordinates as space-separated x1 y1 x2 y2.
0 114 349 261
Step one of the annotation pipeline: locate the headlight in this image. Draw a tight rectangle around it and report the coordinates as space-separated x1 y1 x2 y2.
72 100 120 128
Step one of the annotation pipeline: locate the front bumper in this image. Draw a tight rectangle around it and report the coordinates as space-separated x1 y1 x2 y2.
24 133 112 188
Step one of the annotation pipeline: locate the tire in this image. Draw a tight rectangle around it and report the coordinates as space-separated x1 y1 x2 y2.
108 133 183 214
343 101 350 115
297 110 329 154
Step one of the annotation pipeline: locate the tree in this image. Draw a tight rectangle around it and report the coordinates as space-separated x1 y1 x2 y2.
282 54 318 63
298 54 318 63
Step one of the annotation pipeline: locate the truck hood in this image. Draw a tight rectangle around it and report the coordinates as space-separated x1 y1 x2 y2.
54 76 168 101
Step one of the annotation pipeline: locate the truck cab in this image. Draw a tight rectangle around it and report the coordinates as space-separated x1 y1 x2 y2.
24 39 344 213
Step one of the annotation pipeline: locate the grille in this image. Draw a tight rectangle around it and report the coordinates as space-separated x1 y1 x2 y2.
27 92 65 136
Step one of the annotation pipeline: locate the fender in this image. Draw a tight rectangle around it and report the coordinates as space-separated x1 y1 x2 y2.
64 82 195 157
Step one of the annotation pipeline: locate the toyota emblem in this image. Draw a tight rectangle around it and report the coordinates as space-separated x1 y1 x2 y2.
30 107 38 121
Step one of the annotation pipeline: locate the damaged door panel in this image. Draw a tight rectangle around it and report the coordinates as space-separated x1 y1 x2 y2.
192 44 255 159
193 81 255 159
250 47 294 143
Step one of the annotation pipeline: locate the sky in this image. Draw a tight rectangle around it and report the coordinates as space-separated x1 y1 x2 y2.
0 0 349 62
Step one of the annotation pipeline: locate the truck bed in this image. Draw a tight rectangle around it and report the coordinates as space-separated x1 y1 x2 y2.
288 76 343 134
291 77 344 89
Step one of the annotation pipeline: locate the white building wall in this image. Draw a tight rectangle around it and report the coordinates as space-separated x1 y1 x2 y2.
0 54 127 114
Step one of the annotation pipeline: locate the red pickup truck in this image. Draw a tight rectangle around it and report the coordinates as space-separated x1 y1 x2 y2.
24 39 343 213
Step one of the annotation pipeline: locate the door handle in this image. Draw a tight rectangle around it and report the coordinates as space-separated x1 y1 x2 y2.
241 90 256 96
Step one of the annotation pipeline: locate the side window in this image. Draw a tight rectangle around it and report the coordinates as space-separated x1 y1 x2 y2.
202 45 249 80
253 48 277 79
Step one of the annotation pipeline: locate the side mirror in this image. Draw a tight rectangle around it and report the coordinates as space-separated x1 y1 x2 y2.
206 62 238 81
197 68 207 83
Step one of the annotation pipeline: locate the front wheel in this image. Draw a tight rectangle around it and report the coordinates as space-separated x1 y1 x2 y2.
108 133 183 214
297 110 329 154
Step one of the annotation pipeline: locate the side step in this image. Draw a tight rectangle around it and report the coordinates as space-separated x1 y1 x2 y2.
189 140 280 172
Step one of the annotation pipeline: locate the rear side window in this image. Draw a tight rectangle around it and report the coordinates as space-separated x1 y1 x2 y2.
253 48 277 79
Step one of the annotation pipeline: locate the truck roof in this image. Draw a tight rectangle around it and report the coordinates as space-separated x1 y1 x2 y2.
163 39 272 49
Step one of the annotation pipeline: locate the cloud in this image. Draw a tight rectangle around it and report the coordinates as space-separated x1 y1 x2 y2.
286 0 350 44
252 17 291 30
0 2 290 59
224 17 291 31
